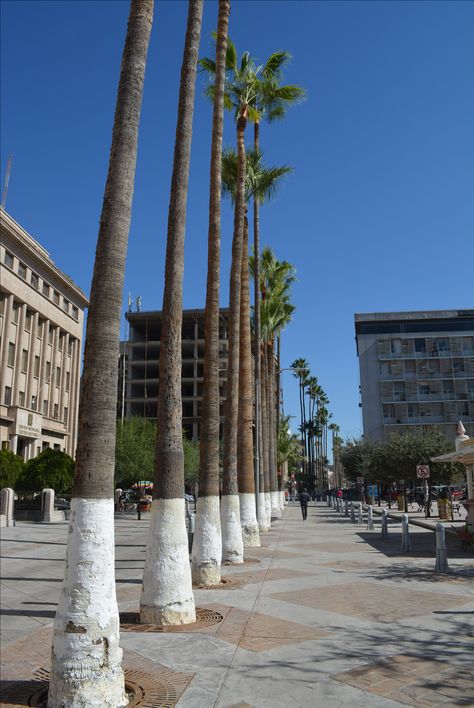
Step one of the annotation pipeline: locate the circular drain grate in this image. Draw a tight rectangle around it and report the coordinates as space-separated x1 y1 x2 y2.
120 607 223 632
0 668 187 708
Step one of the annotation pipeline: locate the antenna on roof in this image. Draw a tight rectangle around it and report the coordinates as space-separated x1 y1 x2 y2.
1 154 13 209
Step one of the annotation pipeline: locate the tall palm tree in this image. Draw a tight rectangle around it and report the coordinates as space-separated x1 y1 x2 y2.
251 52 304 526
222 148 291 537
191 0 230 586
48 2 153 705
258 251 296 516
140 0 203 624
291 357 310 480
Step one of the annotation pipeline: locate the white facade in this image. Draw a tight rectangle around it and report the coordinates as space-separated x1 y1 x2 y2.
355 309 474 442
0 209 88 458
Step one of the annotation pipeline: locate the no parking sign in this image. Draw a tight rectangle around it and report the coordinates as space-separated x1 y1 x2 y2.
416 464 430 479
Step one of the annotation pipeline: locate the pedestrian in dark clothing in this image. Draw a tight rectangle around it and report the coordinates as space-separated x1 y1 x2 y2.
299 488 311 520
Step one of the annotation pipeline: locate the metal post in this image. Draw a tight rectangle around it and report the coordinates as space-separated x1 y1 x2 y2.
401 513 411 552
357 502 363 525
435 522 449 573
367 504 374 530
344 499 349 517
350 502 355 523
381 508 388 538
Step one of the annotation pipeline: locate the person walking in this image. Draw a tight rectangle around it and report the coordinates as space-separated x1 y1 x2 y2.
299 488 311 520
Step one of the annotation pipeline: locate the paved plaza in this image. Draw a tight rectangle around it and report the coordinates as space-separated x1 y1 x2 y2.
1 503 474 707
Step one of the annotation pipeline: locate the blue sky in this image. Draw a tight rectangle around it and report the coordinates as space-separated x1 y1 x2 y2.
2 0 473 444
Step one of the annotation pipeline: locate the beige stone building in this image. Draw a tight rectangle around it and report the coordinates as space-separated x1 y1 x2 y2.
0 208 88 458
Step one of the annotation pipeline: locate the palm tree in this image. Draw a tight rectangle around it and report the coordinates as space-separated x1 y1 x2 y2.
258 251 296 516
251 52 304 525
291 358 310 479
191 0 230 586
48 2 153 705
140 0 203 624
222 148 291 537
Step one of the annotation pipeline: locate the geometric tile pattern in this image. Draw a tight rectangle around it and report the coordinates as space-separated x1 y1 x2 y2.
296 542 368 553
333 654 474 707
269 581 471 622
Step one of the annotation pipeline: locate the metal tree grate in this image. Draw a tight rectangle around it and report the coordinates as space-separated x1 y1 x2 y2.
0 667 193 708
120 607 224 632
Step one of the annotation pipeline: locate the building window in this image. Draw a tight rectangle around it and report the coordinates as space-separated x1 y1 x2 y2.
42 441 50 450
4 386 12 406
21 349 28 372
53 403 59 419
64 406 68 424
56 366 61 385
7 342 15 367
18 262 27 279
25 310 33 331
65 371 70 391
71 305 79 321
34 355 40 377
2 440 10 450
31 272 39 289
0 292 5 315
18 390 25 407
53 443 60 451
43 399 48 414
3 251 14 268
46 361 51 379
62 298 69 313
37 319 44 338
48 326 53 344
12 302 19 324
42 282 50 297
58 333 63 351
31 395 37 410
53 290 60 305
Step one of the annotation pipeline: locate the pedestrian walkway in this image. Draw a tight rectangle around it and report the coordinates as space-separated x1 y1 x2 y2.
1 503 473 707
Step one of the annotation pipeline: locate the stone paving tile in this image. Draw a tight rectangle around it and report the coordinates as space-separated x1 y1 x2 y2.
269 581 471 622
333 654 474 707
296 542 369 553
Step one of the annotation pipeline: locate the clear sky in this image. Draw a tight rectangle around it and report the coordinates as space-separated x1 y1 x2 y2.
1 0 473 445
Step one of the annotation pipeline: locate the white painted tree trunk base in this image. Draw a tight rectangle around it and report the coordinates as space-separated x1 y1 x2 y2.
240 492 261 547
48 498 126 708
271 491 281 517
279 491 285 509
140 499 195 626
264 493 272 528
192 495 222 584
221 493 244 564
257 492 269 532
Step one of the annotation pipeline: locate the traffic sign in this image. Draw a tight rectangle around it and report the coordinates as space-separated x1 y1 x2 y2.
416 465 430 479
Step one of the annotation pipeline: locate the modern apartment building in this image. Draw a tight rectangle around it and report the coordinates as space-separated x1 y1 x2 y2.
0 209 88 458
355 309 474 442
119 308 230 440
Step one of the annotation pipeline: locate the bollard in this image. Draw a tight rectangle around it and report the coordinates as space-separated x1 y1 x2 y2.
401 513 411 552
0 487 15 527
187 509 195 553
381 508 388 539
350 502 355 523
327 496 331 507
336 497 340 513
367 505 374 530
435 523 449 573
344 500 349 517
357 502 363 525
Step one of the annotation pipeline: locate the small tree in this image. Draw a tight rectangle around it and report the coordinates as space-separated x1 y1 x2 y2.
0 450 24 489
19 449 74 494
115 417 156 488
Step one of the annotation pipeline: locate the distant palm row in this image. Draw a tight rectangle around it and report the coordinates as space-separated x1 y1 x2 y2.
46 2 308 705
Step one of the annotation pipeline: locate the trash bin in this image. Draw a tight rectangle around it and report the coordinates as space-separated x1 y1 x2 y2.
396 495 404 511
367 495 375 505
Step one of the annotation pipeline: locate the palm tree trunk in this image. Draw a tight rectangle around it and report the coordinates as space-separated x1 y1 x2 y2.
192 0 230 585
261 347 272 528
141 0 203 624
222 108 249 556
48 2 153 705
253 121 266 527
237 214 260 546
267 342 280 516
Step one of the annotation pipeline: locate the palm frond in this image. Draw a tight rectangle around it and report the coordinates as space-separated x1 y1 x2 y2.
262 51 291 78
198 57 216 74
